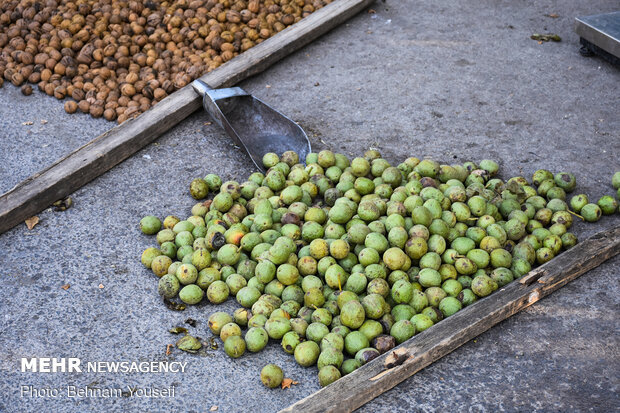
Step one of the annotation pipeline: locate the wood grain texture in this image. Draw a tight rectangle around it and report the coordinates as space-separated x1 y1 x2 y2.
280 224 620 413
0 0 375 234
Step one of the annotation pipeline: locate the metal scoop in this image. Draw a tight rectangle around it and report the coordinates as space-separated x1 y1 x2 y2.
192 79 311 171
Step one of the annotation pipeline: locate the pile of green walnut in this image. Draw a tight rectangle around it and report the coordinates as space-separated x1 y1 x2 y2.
140 151 620 388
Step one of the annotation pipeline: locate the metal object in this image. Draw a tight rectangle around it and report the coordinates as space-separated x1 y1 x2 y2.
192 79 311 171
575 11 620 60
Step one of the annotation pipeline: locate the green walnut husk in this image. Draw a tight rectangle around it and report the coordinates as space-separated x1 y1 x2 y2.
139 149 618 389
176 335 202 353
224 335 246 358
260 363 284 388
140 215 162 235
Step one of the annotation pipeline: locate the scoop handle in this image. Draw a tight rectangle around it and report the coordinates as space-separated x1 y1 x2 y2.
191 79 249 151
192 79 249 101
191 79 213 94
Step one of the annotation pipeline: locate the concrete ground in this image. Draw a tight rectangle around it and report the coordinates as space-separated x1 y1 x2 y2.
1 0 619 411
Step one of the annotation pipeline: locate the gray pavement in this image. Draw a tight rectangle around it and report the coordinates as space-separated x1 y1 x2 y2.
1 0 619 412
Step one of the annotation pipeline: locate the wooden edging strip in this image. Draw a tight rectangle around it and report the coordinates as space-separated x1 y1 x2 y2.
280 224 620 413
0 0 374 235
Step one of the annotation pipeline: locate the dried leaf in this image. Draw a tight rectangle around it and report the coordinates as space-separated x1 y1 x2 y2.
163 298 186 311
367 8 376 13
25 216 39 230
169 326 188 334
185 318 197 327
546 13 559 18
22 121 33 125
165 344 173 355
61 283 70 290
281 378 299 389
531 33 561 42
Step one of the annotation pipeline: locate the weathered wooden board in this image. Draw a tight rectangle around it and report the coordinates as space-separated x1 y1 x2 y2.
280 224 620 413
0 0 374 235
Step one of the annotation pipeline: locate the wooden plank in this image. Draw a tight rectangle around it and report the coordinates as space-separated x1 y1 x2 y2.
0 0 374 235
280 224 620 413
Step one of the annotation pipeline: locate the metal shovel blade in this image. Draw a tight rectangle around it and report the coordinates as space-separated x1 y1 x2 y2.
192 79 311 171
